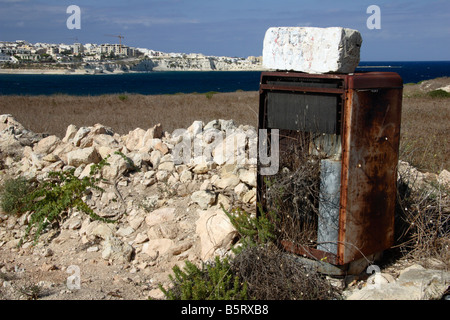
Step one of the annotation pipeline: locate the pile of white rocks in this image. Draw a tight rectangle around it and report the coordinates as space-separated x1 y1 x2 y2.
0 114 258 268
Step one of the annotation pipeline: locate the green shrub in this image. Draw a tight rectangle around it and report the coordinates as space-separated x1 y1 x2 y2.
0 157 115 247
223 204 278 254
159 256 248 300
428 89 450 98
118 94 128 101
204 91 217 99
0 177 33 215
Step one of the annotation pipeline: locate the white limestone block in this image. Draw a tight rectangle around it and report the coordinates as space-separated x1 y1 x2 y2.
263 27 362 74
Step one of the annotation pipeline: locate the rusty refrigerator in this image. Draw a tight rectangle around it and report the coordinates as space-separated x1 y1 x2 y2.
257 71 403 267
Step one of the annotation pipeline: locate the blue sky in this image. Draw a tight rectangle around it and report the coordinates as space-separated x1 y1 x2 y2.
0 0 449 61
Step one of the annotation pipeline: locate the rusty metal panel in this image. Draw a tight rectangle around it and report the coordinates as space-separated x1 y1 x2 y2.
338 86 403 264
348 72 403 90
257 71 403 267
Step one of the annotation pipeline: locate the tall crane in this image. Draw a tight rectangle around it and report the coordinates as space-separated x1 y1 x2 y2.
105 34 124 48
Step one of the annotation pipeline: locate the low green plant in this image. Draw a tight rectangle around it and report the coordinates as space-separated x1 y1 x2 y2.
0 157 115 247
159 256 248 300
223 204 278 254
428 89 450 98
19 283 43 300
118 94 128 101
204 91 217 99
0 177 33 215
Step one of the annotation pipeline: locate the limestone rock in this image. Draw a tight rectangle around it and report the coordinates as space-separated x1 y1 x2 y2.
195 209 238 260
234 183 249 198
62 124 78 143
73 127 91 147
93 134 120 149
212 130 247 165
242 189 257 203
187 120 203 137
88 222 114 240
101 236 134 263
149 222 178 240
193 163 209 174
237 168 257 187
124 128 144 151
128 214 145 230
213 173 240 189
0 114 25 132
0 133 24 158
52 142 76 164
219 119 237 132
150 150 162 168
204 120 221 131
101 152 132 180
66 147 101 167
191 190 216 209
145 208 176 228
116 226 135 238
346 264 450 300
153 141 169 155
158 160 175 172
438 169 450 188
179 169 193 183
170 241 193 256
142 238 174 258
134 232 149 244
263 27 362 74
33 135 60 155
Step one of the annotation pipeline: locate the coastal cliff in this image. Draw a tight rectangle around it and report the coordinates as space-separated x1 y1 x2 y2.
0 56 265 74
131 56 263 71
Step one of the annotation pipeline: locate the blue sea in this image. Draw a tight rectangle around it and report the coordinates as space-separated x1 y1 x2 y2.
0 61 449 96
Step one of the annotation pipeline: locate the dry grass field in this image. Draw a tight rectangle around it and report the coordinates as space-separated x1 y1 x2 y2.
0 79 449 173
0 91 259 137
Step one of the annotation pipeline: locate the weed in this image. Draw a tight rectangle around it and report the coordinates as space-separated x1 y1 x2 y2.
233 244 342 300
159 256 248 300
118 94 128 101
223 204 278 253
18 283 43 300
204 91 218 99
0 177 33 215
395 166 450 266
428 89 450 98
0 157 115 247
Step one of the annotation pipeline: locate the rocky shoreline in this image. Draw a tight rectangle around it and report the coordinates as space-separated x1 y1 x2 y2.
0 114 449 300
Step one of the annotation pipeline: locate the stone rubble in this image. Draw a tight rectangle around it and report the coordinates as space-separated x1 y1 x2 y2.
0 114 259 299
0 114 448 300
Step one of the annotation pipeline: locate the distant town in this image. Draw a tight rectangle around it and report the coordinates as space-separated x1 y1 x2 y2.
0 40 264 73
